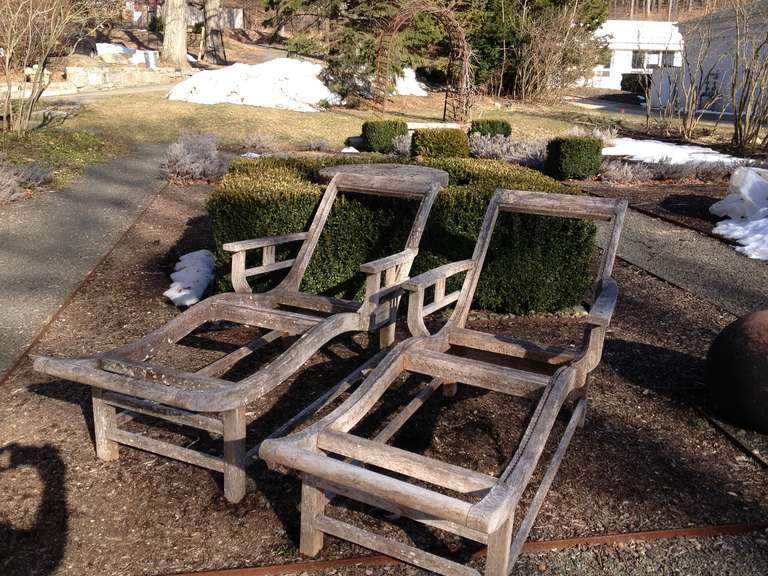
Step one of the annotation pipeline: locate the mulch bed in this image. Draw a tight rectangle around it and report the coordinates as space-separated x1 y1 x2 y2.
1 182 766 576
582 180 729 237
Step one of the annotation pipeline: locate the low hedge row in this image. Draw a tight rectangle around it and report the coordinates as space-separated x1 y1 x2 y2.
411 128 470 158
209 155 596 314
470 119 512 137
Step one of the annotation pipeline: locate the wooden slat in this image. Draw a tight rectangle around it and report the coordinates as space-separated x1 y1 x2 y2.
405 349 549 398
422 290 461 317
359 249 416 274
108 428 225 472
313 476 488 544
334 173 436 199
222 232 308 253
100 357 232 391
587 278 618 326
403 260 474 291
196 330 284 378
261 442 472 525
373 379 442 444
103 391 223 434
495 189 621 221
274 290 359 314
244 259 295 278
215 304 322 335
314 515 480 576
507 399 586 566
449 328 576 365
318 430 496 495
246 351 387 461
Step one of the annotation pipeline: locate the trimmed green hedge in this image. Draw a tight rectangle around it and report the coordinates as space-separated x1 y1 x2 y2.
411 128 470 158
361 120 408 153
209 155 596 314
470 119 512 137
545 136 603 180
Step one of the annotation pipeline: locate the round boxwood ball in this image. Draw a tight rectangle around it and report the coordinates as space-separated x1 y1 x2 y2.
706 310 768 433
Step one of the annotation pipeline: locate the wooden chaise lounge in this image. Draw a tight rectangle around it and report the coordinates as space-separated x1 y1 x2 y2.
260 189 627 576
33 172 440 503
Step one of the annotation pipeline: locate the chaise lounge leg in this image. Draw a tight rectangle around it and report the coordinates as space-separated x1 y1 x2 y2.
299 480 327 556
379 323 396 349
485 516 514 576
222 406 247 503
92 388 119 461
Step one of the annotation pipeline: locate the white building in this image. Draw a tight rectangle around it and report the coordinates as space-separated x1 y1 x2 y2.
586 20 684 90
651 0 768 113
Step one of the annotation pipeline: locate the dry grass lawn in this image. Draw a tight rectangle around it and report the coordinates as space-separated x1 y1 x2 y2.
65 93 575 149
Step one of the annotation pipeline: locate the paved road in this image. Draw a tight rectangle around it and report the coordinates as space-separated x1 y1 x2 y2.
599 209 768 316
0 145 167 381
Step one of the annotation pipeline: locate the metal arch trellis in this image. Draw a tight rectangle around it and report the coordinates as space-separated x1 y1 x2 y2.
372 0 473 123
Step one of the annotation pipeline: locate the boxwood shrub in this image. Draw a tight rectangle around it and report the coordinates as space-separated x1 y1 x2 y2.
411 128 470 158
470 119 512 137
361 120 408 153
208 155 596 314
545 136 603 180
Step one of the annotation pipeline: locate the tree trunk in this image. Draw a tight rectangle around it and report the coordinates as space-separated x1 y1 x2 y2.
204 0 226 64
161 0 189 69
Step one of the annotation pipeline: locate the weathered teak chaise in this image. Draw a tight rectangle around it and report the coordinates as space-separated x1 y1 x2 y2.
33 172 440 503
260 189 627 576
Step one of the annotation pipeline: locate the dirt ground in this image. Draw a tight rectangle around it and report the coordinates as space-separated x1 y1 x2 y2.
1 182 767 576
583 180 729 237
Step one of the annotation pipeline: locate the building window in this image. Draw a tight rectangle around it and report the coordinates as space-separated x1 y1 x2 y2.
632 50 678 70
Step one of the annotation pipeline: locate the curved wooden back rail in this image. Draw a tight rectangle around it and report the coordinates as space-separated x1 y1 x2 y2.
260 189 627 575
32 171 441 503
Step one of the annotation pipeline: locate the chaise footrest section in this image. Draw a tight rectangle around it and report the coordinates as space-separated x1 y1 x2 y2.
404 349 550 399
260 442 474 526
314 515 481 576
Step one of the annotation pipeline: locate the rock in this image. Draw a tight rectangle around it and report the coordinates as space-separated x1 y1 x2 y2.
706 310 768 433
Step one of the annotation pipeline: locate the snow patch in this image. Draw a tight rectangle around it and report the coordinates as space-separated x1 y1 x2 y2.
96 43 159 68
393 68 428 96
167 59 341 112
602 137 740 165
163 250 215 307
710 167 768 260
96 42 132 56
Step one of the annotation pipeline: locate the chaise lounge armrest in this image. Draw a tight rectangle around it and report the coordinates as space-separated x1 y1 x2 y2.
586 278 618 327
403 260 475 336
222 232 309 253
402 260 475 292
225 232 310 293
359 249 417 275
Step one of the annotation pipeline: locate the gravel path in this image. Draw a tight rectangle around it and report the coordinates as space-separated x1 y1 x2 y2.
600 209 768 316
0 144 166 381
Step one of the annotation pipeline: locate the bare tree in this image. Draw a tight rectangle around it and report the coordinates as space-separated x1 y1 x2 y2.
729 0 768 153
511 0 605 102
645 15 727 139
0 0 119 133
676 17 727 140
203 0 226 64
161 0 190 69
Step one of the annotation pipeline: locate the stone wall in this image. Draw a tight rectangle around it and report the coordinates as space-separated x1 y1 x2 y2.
64 66 186 91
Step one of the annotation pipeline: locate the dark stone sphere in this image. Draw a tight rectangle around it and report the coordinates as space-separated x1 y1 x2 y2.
706 310 768 433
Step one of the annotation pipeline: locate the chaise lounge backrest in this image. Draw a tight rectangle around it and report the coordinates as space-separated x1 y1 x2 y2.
406 188 627 339
224 173 440 296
